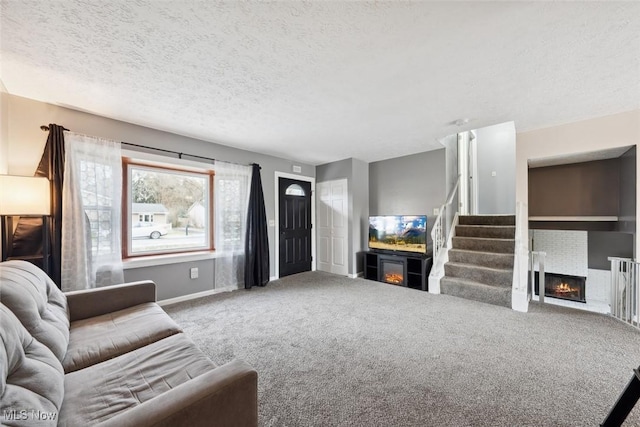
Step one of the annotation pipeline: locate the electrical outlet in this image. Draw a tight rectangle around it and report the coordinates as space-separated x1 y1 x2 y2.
190 267 198 279
292 165 302 173
433 208 440 216
491 171 497 177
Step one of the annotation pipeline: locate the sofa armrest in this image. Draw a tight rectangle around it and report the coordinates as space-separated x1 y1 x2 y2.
65 280 157 321
97 359 258 427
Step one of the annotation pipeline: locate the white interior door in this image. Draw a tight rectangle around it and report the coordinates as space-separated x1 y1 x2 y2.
458 130 479 215
317 179 348 276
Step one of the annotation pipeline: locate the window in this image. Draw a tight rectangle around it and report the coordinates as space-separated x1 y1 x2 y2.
285 183 305 196
213 162 252 254
217 177 249 249
124 159 214 257
81 159 118 257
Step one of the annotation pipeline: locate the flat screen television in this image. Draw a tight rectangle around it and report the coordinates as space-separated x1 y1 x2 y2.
368 215 427 254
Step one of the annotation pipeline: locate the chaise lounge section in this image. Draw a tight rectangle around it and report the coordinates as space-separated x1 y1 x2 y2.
0 260 257 426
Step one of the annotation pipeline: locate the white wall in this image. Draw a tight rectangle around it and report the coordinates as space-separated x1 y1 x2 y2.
440 133 458 238
0 81 8 262
515 109 640 309
0 81 9 262
476 121 516 214
0 80 8 174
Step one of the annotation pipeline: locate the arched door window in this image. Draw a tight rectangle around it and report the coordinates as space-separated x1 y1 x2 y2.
285 184 306 196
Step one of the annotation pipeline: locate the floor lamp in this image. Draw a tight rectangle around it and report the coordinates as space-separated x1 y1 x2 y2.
0 175 52 274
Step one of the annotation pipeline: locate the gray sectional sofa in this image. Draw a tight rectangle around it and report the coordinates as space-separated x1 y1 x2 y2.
0 260 258 426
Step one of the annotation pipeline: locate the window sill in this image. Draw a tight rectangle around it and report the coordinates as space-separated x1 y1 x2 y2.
123 251 217 270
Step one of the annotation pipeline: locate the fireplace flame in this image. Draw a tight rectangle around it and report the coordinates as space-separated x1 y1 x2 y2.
384 273 403 284
554 282 576 294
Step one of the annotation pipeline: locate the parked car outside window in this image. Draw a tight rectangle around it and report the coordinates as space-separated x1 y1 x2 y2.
131 222 170 239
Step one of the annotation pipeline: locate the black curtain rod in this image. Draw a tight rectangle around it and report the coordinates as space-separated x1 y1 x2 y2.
40 125 252 167
120 141 217 163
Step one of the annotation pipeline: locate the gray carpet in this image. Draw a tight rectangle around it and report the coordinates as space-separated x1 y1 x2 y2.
164 271 640 426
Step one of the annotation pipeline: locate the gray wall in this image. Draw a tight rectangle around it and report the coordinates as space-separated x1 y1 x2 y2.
528 158 620 217
617 147 637 249
351 159 369 274
6 95 315 299
316 158 352 183
316 157 369 276
369 148 447 252
475 122 516 214
587 231 634 270
124 259 215 300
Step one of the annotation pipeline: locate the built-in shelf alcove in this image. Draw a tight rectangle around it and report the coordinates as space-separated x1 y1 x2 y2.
527 146 636 313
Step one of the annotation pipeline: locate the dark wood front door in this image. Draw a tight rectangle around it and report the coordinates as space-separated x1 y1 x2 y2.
279 178 312 277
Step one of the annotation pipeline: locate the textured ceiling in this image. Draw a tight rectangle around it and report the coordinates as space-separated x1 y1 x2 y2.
1 1 639 165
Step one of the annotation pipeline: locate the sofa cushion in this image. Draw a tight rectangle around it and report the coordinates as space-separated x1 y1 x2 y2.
59 333 216 426
0 260 70 362
63 302 182 373
0 304 65 426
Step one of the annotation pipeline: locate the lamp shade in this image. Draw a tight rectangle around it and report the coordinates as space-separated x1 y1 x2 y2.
0 175 51 215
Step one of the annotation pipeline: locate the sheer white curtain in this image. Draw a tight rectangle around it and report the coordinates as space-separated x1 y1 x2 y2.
61 132 123 291
214 160 252 290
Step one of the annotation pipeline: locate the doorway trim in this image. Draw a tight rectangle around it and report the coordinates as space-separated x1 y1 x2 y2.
274 171 316 280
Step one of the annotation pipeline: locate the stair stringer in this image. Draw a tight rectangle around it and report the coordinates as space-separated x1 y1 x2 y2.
429 212 460 294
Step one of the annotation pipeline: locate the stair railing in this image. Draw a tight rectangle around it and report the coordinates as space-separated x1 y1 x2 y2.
609 257 640 330
429 175 461 294
530 251 546 303
602 259 640 426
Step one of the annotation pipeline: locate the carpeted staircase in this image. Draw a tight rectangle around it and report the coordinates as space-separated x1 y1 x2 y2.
440 215 515 308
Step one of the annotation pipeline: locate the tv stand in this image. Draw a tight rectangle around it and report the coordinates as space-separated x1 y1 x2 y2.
364 251 432 291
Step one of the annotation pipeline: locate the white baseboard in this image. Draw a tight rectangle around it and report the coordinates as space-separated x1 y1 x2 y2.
158 288 233 307
348 272 363 279
270 275 278 281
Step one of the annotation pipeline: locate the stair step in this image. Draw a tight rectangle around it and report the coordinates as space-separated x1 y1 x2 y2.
448 249 514 269
458 215 515 226
444 262 512 287
441 276 512 308
452 236 515 254
455 225 515 239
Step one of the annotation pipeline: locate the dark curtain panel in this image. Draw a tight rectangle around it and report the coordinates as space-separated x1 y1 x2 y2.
244 163 269 289
11 124 66 286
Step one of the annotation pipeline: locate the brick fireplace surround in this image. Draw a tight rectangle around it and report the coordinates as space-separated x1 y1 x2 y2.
530 230 609 313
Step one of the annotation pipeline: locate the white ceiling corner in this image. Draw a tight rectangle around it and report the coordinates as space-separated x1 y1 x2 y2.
528 146 634 168
1 1 639 165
